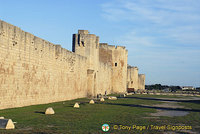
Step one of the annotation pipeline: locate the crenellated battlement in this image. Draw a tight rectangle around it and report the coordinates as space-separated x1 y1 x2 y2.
99 43 108 46
99 43 127 52
128 65 138 70
78 30 89 34
0 20 87 62
115 46 126 49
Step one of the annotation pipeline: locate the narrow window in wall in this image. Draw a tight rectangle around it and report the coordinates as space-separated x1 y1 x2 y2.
115 63 117 67
81 41 85 46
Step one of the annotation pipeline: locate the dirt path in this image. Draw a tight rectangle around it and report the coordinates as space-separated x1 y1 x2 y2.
142 97 200 133
150 101 189 117
148 97 200 117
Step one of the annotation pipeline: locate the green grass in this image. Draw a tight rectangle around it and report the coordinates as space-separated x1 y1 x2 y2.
0 95 199 134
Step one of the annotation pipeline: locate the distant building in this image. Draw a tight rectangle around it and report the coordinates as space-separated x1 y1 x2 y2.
181 86 195 90
163 88 170 92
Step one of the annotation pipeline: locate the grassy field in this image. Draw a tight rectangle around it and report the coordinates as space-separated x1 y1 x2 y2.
0 94 200 134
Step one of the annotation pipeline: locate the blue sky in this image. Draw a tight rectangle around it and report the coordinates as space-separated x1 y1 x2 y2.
0 0 200 87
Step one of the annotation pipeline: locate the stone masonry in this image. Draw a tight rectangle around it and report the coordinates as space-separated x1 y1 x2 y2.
127 65 145 91
0 20 145 109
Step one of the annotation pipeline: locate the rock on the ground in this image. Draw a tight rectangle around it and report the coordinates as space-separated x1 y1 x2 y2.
108 96 117 100
100 98 105 102
0 119 15 129
74 103 80 108
45 107 55 115
89 100 95 104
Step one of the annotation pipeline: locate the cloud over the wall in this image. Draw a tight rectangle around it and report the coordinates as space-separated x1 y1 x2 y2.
101 0 200 46
101 0 200 86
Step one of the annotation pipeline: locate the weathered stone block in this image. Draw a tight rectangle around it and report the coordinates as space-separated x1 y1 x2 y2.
89 100 95 104
0 119 15 129
108 96 117 100
126 93 133 95
45 107 55 115
74 103 80 108
100 98 105 102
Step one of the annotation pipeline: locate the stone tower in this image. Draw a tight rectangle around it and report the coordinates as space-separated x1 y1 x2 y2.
127 66 139 91
138 74 145 90
99 44 128 93
72 30 99 70
111 46 128 93
72 30 100 97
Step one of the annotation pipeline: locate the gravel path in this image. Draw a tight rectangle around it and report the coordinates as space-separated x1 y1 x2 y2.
148 97 200 117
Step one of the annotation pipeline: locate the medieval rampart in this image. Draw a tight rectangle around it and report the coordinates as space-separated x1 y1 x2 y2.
0 20 88 109
0 20 145 110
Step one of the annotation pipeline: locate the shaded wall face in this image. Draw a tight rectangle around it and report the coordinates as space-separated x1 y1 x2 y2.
127 67 139 91
99 46 112 65
0 21 88 109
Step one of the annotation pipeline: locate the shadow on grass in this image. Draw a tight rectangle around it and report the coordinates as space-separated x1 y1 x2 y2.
125 96 200 104
105 103 200 112
34 111 45 114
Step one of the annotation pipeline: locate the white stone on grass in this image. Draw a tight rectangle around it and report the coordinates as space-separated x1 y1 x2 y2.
127 93 132 95
108 96 117 100
89 100 95 104
45 107 55 115
0 119 15 129
100 98 105 102
74 103 80 108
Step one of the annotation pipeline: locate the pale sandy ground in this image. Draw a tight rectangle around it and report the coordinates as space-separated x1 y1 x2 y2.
150 101 189 117
142 97 200 134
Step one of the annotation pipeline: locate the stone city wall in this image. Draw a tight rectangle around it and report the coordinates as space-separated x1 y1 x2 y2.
0 20 145 110
0 20 88 109
97 62 112 95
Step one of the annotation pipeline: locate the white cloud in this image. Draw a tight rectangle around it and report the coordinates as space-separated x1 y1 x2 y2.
101 0 200 86
101 0 200 47
118 31 163 47
101 0 200 25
